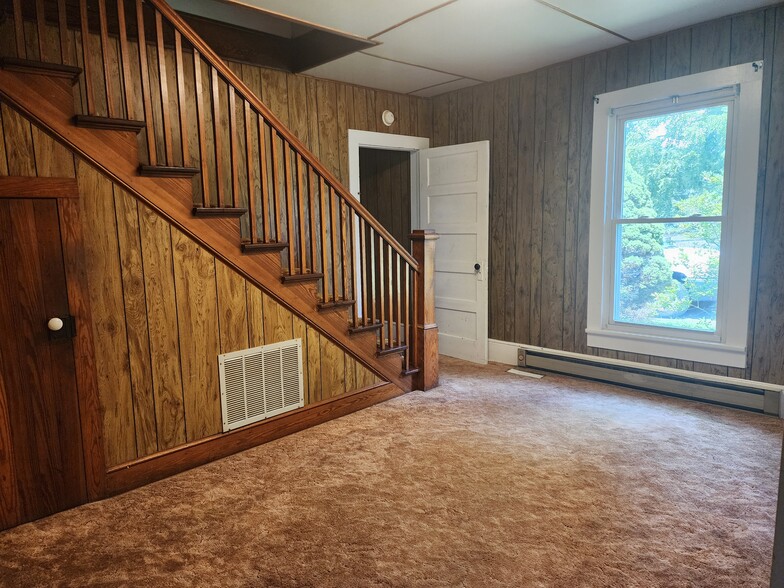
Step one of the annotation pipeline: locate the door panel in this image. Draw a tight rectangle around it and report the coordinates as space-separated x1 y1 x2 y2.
418 141 489 364
0 199 86 529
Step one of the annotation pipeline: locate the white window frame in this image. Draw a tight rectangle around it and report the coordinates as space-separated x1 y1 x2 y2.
587 62 763 368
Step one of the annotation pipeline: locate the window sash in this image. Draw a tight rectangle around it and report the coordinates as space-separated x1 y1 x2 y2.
604 94 736 342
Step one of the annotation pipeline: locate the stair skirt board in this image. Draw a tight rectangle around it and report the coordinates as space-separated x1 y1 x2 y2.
518 348 781 416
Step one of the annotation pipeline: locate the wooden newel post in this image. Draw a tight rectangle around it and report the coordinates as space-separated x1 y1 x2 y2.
410 229 438 390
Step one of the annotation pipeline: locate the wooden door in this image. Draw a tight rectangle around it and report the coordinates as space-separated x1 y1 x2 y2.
418 141 490 364
0 198 87 531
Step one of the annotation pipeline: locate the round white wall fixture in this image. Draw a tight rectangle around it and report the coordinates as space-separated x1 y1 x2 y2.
381 110 395 127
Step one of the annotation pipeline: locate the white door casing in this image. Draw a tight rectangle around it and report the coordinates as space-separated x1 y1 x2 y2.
418 141 490 364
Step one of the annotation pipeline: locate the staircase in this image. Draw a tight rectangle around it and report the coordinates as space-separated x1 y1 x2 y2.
0 0 437 393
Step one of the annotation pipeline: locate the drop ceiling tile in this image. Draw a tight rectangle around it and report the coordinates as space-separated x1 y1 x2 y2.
304 53 460 94
365 0 625 81
545 0 778 41
411 78 481 98
179 0 451 38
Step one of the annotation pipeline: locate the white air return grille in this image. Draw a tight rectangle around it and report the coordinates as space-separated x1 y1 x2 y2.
219 339 304 431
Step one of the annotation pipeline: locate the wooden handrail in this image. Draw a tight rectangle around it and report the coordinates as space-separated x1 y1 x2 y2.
146 0 419 271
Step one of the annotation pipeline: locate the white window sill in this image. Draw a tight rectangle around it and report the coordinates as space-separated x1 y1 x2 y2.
586 328 747 368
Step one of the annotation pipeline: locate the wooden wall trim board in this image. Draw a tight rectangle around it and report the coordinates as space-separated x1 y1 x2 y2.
433 5 784 385
0 176 78 198
105 381 402 496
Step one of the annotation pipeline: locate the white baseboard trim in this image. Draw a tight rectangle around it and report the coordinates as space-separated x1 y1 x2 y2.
488 338 784 416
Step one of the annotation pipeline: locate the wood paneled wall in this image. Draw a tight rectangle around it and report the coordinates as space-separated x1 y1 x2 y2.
225 60 433 188
0 104 379 468
431 6 784 385
359 148 412 247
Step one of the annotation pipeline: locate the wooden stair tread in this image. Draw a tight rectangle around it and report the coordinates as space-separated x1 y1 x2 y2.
0 57 81 81
192 206 248 218
281 271 323 284
74 114 146 132
241 241 288 253
377 344 407 357
348 321 383 335
140 165 200 177
318 299 355 311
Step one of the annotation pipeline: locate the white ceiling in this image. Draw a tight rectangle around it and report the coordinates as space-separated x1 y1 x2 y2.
181 0 778 97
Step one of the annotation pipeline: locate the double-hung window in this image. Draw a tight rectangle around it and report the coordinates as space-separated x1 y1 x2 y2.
587 62 763 367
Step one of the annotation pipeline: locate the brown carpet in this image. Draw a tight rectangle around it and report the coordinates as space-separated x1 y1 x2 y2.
1 357 782 588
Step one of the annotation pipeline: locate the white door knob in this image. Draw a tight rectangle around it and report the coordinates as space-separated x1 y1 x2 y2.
47 317 64 332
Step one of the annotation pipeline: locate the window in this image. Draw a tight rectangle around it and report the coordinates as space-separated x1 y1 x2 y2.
587 62 763 367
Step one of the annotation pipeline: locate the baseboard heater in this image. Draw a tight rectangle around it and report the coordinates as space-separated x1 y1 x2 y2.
518 347 781 416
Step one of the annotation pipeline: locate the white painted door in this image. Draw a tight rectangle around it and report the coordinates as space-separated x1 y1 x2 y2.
418 141 489 364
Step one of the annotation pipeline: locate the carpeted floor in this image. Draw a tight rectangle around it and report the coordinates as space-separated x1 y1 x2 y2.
1 357 782 587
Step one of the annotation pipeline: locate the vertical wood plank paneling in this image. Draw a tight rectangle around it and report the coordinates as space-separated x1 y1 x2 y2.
262 292 293 344
529 70 548 346
562 60 584 353
666 28 692 79
650 35 668 82
730 11 766 64
260 69 289 126
448 92 458 144
541 64 571 350
113 188 158 457
504 78 520 343
30 125 75 178
337 85 349 185
292 317 310 403
316 80 339 177
457 88 473 143
1 104 36 176
431 94 450 147
172 232 220 442
489 80 508 339
691 20 731 73
245 282 265 348
139 207 186 452
77 161 136 466
320 336 346 399
216 260 249 353
514 75 535 345
751 7 784 385
627 41 651 88
287 74 310 146
417 97 433 139
306 326 322 403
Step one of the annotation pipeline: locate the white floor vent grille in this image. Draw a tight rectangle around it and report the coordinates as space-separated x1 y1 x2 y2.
219 339 304 432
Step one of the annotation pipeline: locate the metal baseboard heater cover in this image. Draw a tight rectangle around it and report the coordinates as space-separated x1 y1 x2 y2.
518 348 780 416
219 339 304 432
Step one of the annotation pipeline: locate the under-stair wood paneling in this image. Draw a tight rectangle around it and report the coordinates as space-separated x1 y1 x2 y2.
359 148 412 248
432 5 784 385
0 109 381 469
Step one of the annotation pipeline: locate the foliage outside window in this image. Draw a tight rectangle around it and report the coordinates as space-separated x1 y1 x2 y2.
587 63 763 367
